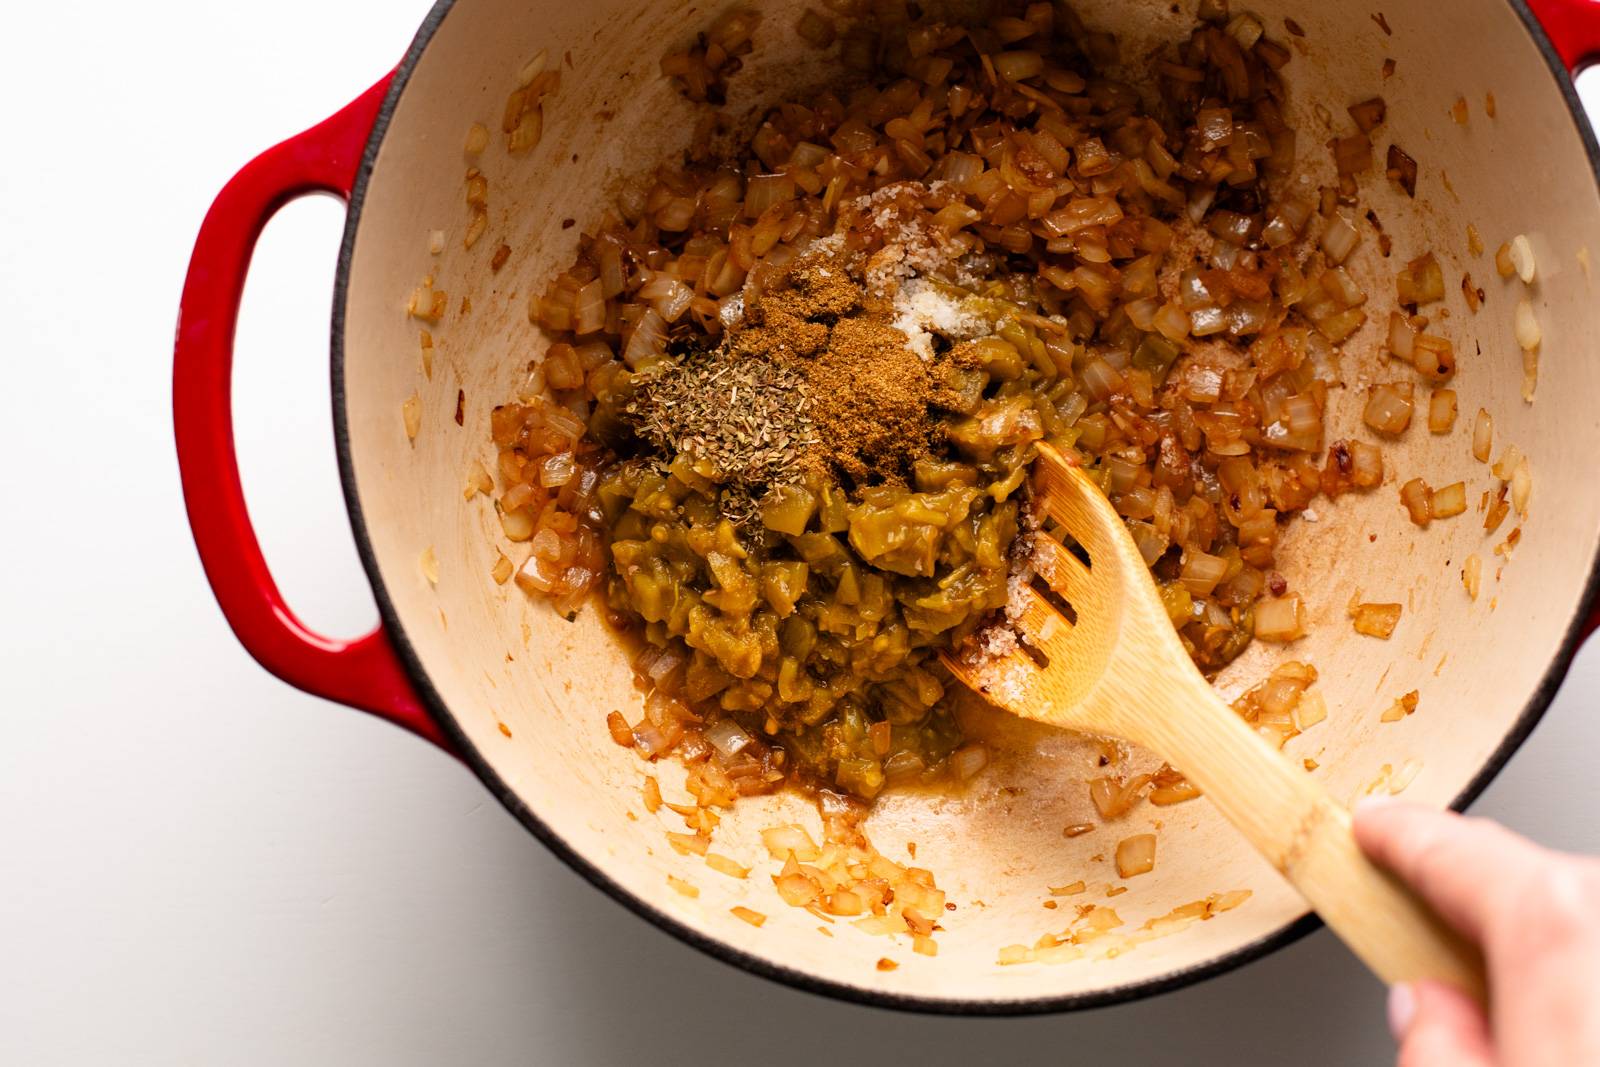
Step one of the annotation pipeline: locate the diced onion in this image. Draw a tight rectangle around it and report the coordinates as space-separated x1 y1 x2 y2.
1178 269 1213 310
516 551 562 593
1225 301 1270 336
1380 691 1420 723
1115 834 1157 878
760 825 820 860
1284 394 1321 436
1515 298 1542 350
1411 334 1455 383
1090 774 1152 819
1197 107 1234 147
745 173 797 218
1262 216 1296 249
702 718 752 759
1350 602 1401 639
572 278 606 335
1190 305 1228 337
937 151 983 189
1496 242 1517 279
1321 213 1360 264
1431 481 1468 518
1399 478 1432 526
706 853 750 879
950 742 989 780
1153 301 1191 341
1362 383 1414 435
1511 456 1533 517
1397 252 1446 306
1293 691 1327 730
1509 234 1537 284
1492 443 1524 481
1347 96 1388 133
1316 308 1366 344
1472 408 1493 462
1180 552 1229 596
517 49 549 88
1208 210 1256 245
1390 759 1422 794
499 507 534 541
1254 594 1306 642
1081 358 1125 400
1321 267 1365 309
1386 311 1416 361
994 50 1044 81
623 308 667 368
1428 389 1457 434
796 9 835 47
401 392 423 441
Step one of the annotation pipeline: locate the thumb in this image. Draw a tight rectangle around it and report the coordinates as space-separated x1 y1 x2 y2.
1391 981 1496 1067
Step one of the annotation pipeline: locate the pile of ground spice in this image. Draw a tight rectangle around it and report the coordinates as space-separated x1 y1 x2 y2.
727 256 938 486
623 241 964 519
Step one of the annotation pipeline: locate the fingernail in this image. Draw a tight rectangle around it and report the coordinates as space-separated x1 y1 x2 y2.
1350 796 1401 825
1387 983 1417 1042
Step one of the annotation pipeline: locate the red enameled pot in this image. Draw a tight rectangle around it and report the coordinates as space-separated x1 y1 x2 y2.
176 0 1600 1013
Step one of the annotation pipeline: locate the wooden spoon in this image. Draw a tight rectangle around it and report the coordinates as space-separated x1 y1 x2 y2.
943 442 1486 998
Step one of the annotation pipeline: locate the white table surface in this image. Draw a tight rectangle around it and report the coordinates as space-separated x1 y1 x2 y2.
4 3 1598 1063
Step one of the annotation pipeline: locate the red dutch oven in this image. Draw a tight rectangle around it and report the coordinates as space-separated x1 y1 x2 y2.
175 0 1600 1013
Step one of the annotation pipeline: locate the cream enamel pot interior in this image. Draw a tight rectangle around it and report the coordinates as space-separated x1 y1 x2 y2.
176 0 1600 1013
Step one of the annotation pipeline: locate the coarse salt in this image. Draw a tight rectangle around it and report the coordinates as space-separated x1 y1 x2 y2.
889 279 991 360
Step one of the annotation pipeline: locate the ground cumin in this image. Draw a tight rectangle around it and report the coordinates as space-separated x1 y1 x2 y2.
732 254 938 487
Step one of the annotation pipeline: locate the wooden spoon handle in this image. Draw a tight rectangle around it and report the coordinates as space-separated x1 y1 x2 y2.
1140 685 1487 1000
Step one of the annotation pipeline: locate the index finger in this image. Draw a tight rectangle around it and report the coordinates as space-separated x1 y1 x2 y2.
1354 798 1548 945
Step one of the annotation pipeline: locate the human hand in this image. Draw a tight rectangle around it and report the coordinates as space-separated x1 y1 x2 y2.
1354 798 1600 1066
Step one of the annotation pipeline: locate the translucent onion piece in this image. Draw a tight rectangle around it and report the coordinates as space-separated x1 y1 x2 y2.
1431 481 1468 519
1515 299 1542 350
1115 834 1157 878
1472 409 1493 462
1254 594 1306 642
1386 311 1416 361
1428 389 1458 434
1363 383 1414 434
1320 213 1360 264
1511 456 1533 517
1509 234 1537 283
1399 478 1433 526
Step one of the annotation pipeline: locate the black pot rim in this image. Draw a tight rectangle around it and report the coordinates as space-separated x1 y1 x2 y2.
331 0 1600 1017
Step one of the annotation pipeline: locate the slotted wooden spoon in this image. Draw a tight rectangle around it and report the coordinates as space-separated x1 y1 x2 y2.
945 442 1486 998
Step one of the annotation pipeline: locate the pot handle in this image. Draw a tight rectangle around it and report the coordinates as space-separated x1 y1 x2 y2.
1527 2 1600 639
173 74 453 752
1528 0 1600 72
